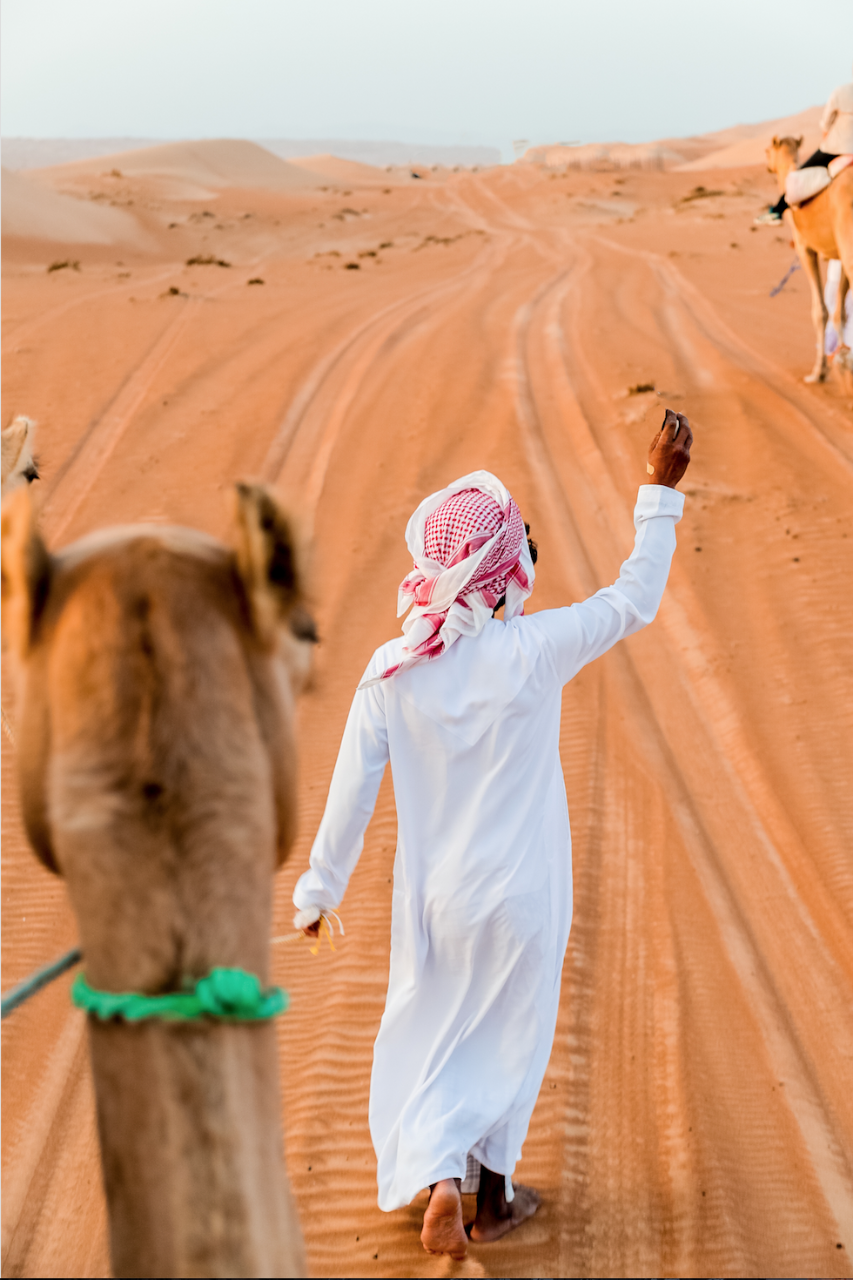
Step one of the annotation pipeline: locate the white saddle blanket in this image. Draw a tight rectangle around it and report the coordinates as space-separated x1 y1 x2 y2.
786 154 853 206
828 153 853 178
786 167 831 205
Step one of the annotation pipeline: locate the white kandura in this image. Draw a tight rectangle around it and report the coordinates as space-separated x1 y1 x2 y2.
294 483 685 1211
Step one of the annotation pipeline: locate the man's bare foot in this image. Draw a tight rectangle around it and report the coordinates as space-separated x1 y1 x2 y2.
421 1178 467 1259
468 1165 541 1243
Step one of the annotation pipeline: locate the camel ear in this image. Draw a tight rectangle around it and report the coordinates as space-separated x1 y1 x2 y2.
795 135 803 148
771 135 779 147
231 482 307 648
1 486 50 661
2 417 35 497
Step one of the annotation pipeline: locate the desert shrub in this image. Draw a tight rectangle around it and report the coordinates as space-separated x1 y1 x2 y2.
186 255 231 267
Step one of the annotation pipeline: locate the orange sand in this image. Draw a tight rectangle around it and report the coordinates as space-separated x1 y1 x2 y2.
2 139 852 1279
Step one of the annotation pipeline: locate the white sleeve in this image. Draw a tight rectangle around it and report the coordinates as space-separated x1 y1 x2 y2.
530 484 684 686
292 671 389 914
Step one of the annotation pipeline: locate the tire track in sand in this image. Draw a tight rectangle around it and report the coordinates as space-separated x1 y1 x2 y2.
260 232 513 496
266 232 579 1279
3 254 285 1275
1 226 518 1280
507 256 853 1274
40 262 274 544
589 232 853 476
3 266 180 351
4 168 852 1278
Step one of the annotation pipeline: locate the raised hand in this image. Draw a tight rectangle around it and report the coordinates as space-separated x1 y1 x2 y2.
647 409 693 488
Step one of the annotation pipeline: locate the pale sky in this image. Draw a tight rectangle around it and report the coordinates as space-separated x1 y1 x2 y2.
2 0 851 152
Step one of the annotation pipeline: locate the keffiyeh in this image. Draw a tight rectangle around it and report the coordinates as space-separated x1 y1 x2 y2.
360 470 534 687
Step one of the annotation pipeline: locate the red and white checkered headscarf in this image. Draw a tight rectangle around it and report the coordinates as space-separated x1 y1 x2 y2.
360 471 534 687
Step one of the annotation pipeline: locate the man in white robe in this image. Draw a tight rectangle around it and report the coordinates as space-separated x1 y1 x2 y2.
293 410 693 1258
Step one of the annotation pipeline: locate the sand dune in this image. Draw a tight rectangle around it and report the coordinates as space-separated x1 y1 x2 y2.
2 137 502 172
1 139 167 172
1 167 152 247
31 138 329 193
2 147 852 1279
523 103 824 171
676 104 824 171
288 152 403 184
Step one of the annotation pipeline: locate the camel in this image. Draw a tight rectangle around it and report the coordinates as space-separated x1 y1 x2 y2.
1 482 316 1278
766 136 853 383
1 417 39 498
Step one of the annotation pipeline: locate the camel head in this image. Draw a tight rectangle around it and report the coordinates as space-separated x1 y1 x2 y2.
766 134 803 177
1 483 316 991
1 416 39 499
3 482 312 1276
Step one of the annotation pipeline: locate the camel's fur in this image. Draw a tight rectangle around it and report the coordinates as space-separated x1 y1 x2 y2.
1 483 312 1278
1 416 39 498
766 136 853 382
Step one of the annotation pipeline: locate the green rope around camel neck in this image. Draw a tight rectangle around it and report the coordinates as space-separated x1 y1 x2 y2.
72 967 287 1023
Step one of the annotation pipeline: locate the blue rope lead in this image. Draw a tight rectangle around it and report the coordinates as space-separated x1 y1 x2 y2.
1 947 82 1020
770 258 801 297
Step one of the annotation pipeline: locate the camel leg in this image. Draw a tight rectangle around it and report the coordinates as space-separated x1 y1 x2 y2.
800 245 828 383
831 205 853 379
833 268 849 354
833 259 853 386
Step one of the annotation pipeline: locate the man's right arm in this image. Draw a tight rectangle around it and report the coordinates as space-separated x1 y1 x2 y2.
532 410 693 685
293 675 389 925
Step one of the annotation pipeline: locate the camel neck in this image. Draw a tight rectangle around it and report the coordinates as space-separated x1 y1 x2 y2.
87 1018 304 1278
774 153 799 186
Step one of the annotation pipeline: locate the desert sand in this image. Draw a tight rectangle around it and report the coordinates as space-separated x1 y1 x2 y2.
2 135 852 1278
